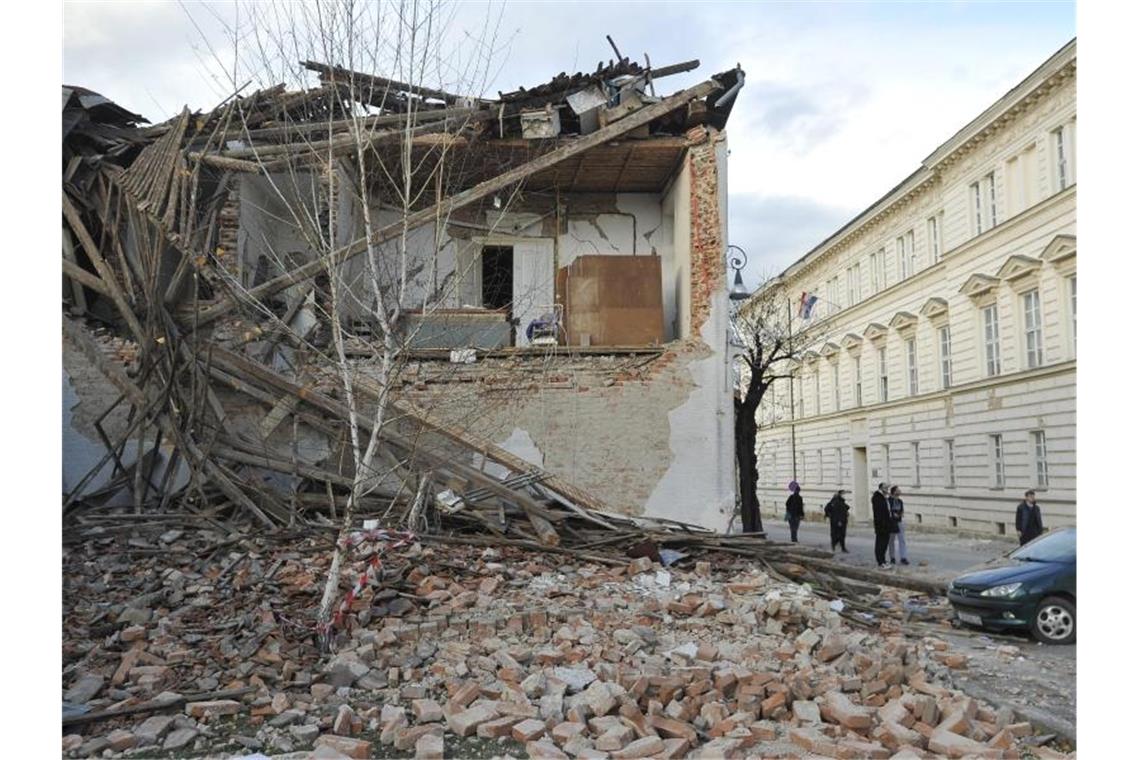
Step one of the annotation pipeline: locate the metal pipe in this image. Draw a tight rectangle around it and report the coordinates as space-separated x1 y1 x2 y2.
714 70 746 109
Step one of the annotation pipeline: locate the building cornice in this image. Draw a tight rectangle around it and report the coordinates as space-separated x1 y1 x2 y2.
922 40 1076 171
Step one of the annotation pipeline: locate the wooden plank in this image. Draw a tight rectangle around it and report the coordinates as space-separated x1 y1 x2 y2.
194 77 723 326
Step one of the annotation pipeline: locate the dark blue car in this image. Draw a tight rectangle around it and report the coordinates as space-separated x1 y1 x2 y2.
946 527 1076 644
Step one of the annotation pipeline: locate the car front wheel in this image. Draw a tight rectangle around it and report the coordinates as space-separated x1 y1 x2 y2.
1031 596 1075 644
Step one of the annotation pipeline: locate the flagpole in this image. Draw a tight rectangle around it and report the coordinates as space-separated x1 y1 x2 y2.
788 296 797 483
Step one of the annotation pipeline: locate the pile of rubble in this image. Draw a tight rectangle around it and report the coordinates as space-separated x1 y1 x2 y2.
62 530 1072 759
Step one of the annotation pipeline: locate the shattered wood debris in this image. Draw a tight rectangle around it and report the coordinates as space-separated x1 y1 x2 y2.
61 45 743 534
62 531 1072 758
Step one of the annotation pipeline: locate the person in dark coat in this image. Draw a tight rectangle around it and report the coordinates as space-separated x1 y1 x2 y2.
823 490 850 553
872 482 892 568
1015 490 1044 545
785 482 805 543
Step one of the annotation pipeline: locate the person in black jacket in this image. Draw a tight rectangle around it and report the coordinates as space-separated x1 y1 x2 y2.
872 482 892 568
785 482 805 543
1015 490 1044 545
823 490 850 553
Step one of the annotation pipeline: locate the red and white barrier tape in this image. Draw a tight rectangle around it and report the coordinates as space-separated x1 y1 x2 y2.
318 529 416 646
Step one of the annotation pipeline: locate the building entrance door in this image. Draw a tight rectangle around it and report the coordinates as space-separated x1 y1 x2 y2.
852 446 868 523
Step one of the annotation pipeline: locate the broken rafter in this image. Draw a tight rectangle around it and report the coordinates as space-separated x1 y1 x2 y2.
194 76 724 326
303 61 475 106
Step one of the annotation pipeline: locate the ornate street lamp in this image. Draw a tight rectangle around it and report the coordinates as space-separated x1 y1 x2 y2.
727 245 750 301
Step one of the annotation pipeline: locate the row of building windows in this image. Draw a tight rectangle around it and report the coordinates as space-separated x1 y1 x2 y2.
768 431 1052 493
794 277 1075 418
814 120 1075 318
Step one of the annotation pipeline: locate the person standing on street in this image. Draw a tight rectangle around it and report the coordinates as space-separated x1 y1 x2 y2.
872 482 892 569
824 489 851 553
1015 490 1044 545
887 485 909 565
785 482 805 543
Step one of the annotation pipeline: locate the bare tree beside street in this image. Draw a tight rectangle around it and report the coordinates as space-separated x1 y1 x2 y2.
733 281 825 534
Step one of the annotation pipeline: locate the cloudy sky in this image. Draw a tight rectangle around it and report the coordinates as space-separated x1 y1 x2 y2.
63 1 1074 286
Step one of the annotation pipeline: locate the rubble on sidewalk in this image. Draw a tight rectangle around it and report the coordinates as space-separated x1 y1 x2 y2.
62 529 1074 758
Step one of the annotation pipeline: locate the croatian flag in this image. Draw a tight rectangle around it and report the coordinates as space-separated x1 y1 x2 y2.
799 292 819 320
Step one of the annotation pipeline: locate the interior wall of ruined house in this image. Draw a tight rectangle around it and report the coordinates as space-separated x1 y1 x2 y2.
381 135 737 531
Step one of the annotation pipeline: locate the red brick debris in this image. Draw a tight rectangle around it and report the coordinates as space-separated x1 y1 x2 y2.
61 530 1073 759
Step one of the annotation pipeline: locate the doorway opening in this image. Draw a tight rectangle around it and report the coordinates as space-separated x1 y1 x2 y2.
481 246 513 310
852 446 868 523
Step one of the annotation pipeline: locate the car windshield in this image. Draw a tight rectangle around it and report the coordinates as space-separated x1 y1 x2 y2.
1010 529 1075 563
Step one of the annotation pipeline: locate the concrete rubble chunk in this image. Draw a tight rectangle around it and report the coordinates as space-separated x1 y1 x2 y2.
412 698 444 723
414 732 444 760
554 666 598 693
134 715 175 746
162 728 198 751
65 673 105 704
792 699 821 724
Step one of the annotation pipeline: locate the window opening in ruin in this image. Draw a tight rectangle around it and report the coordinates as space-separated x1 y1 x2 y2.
481 245 514 310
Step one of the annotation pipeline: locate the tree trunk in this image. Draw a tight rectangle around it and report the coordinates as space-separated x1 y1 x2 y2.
734 397 763 534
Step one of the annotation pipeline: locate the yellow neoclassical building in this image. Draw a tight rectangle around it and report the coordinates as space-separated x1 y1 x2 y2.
753 39 1076 535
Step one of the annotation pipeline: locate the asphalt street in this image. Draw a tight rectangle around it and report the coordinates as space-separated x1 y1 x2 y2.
775 518 1018 581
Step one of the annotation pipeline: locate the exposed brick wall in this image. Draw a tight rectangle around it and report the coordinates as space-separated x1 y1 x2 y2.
389 341 712 517
686 127 726 336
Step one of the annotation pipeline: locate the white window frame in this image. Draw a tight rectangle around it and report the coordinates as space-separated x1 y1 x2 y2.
1053 123 1072 191
832 361 840 411
912 442 921 487
939 325 953 389
1023 289 1043 369
835 447 843 486
895 230 915 280
991 434 1005 489
971 173 997 234
983 304 1001 377
871 248 885 293
927 214 942 262
906 337 918 396
1069 275 1077 355
971 180 983 235
878 346 888 403
815 370 821 415
987 172 998 229
846 264 861 306
945 439 956 487
854 356 863 407
1033 430 1049 489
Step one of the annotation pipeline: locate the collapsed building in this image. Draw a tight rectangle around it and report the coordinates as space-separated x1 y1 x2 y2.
62 55 746 532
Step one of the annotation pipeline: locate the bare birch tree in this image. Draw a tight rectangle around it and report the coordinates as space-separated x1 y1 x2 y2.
186 0 514 644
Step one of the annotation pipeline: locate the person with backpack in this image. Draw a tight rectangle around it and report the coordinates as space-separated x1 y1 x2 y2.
823 489 851 553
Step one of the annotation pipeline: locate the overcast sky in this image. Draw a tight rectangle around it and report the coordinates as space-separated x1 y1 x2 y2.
63 1 1074 286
